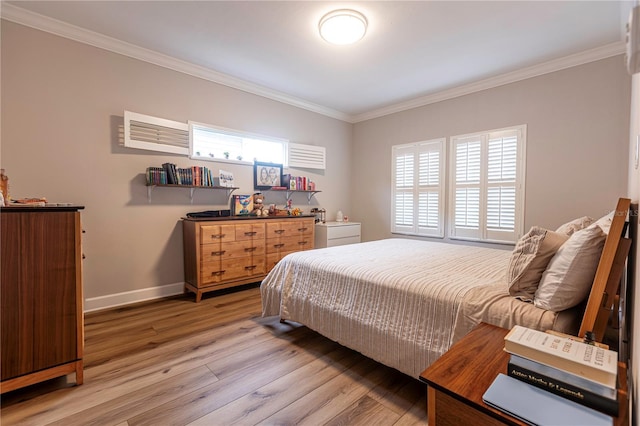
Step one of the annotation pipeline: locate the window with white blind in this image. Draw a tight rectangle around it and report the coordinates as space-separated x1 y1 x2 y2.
449 125 526 243
391 139 445 237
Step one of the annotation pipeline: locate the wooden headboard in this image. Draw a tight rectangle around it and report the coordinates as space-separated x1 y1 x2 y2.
578 197 635 342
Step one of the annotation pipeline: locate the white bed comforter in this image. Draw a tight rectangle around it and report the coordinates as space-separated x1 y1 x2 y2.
261 238 512 378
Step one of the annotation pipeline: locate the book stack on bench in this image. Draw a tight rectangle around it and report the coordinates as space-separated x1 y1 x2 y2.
482 325 618 425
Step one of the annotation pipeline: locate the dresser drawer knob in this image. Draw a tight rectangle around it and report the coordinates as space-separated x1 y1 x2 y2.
274 229 285 234
211 250 226 256
298 241 308 245
211 234 225 239
274 243 285 248
244 247 257 252
211 270 225 276
244 265 257 271
298 227 308 232
244 231 257 236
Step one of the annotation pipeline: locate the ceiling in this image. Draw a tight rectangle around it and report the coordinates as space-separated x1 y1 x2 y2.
2 1 634 122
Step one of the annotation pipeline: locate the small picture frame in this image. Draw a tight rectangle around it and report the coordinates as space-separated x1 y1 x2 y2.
218 170 234 187
254 162 282 190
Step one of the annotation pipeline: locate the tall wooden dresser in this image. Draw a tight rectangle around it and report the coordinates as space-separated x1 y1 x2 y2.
1 206 84 393
183 215 314 302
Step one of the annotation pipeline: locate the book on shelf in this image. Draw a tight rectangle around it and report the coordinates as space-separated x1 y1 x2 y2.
147 164 217 187
483 373 613 426
508 354 618 416
504 326 618 389
281 173 315 191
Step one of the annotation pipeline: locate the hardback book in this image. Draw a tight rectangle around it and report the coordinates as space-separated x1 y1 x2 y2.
504 326 618 389
483 373 613 426
508 354 618 416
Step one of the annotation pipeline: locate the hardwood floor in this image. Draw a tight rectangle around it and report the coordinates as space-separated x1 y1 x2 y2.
1 285 427 425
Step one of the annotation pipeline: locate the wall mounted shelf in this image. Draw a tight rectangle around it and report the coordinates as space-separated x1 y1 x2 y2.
146 184 238 203
264 189 321 204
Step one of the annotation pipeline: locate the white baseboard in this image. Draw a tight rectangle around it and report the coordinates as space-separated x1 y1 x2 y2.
84 282 185 313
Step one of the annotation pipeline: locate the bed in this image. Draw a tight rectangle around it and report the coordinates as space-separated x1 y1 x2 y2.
261 198 633 379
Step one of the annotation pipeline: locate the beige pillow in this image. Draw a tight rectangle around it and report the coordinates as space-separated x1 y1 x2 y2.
594 210 615 235
506 227 569 302
555 216 594 236
534 223 606 312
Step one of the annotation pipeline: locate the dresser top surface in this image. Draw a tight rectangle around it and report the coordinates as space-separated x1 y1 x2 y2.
1 205 84 212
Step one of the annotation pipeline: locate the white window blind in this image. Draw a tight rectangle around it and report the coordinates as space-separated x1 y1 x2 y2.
124 111 189 155
449 126 526 243
392 139 445 237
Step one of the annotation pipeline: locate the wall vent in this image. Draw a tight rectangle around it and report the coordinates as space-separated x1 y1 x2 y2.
288 143 326 170
124 111 189 155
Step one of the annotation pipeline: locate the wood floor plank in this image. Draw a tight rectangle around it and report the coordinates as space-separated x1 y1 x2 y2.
187 342 361 425
258 355 391 425
367 370 426 416
325 395 401 426
129 340 351 426
393 397 429 426
0 287 429 426
46 366 219 426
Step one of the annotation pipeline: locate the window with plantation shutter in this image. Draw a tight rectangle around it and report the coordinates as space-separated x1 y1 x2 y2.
449 126 526 243
392 139 445 237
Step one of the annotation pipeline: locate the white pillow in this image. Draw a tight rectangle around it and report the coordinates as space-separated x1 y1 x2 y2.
506 227 568 302
534 223 606 312
555 216 594 236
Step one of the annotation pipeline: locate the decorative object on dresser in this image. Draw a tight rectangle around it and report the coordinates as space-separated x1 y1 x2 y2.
182 216 314 302
314 221 361 248
230 194 253 216
1 205 85 394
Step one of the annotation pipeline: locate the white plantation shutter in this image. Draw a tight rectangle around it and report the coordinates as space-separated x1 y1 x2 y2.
453 138 482 239
449 126 525 243
485 130 520 241
392 139 445 237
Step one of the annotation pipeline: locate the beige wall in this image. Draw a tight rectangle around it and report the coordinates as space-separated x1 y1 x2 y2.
1 22 353 308
1 22 633 311
352 56 631 243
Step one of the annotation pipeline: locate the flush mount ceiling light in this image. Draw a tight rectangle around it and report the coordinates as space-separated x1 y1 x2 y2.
319 9 368 45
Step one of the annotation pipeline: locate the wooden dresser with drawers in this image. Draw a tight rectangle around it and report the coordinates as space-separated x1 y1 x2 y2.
182 215 315 302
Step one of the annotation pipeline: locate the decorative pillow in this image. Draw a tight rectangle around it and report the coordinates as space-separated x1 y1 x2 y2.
506 227 569 302
555 216 594 236
594 210 615 235
533 223 606 312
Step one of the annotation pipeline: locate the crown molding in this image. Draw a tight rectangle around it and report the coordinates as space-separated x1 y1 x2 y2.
351 42 626 123
1 3 626 125
0 3 351 123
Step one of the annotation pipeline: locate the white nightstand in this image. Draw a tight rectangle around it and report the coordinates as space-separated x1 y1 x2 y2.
314 221 361 248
